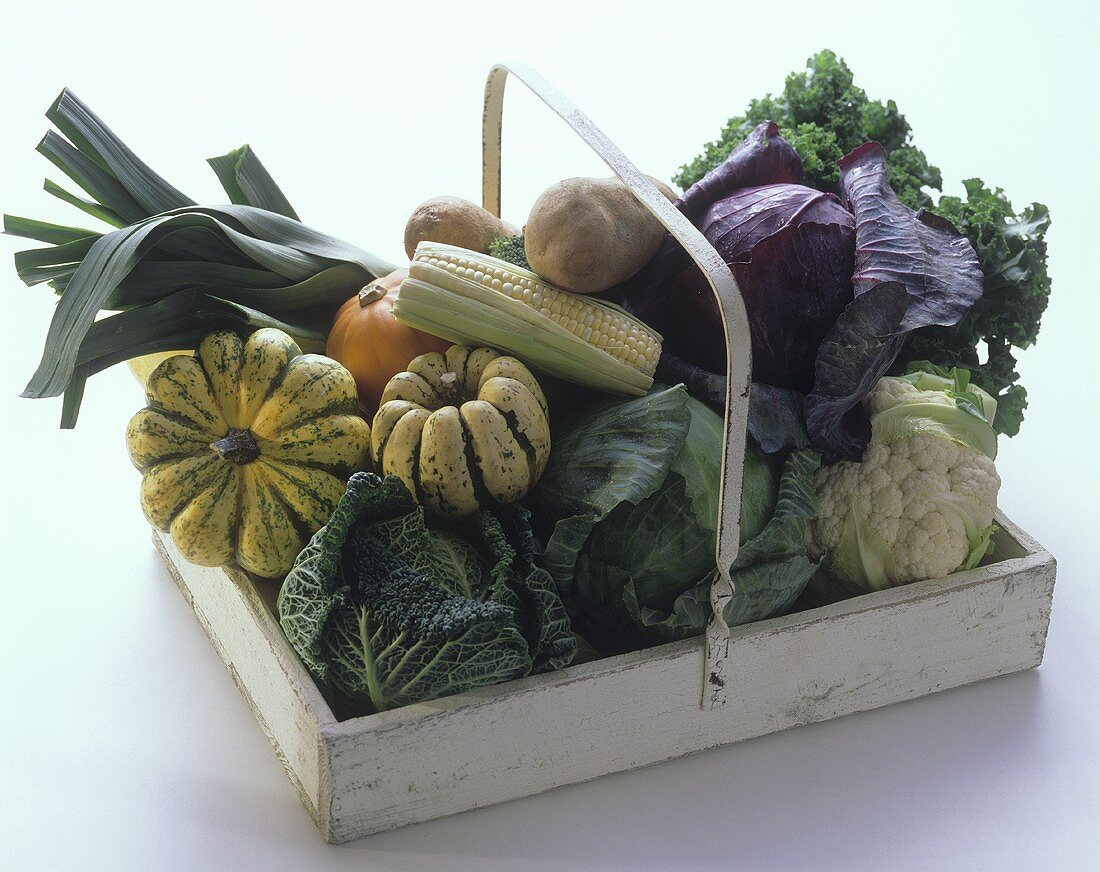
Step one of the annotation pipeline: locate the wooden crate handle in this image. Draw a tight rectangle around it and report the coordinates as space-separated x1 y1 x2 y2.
482 63 751 708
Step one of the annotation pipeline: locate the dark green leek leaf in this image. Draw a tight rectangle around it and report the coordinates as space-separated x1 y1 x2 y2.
43 179 124 227
3 214 98 245
208 145 299 220
36 128 238 265
23 204 394 402
13 90 396 428
75 289 328 370
15 236 98 279
211 263 373 313
57 289 333 426
60 365 88 430
37 130 147 224
109 260 287 304
16 263 79 287
47 89 195 215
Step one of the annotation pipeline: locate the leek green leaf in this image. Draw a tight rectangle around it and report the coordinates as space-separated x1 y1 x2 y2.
208 145 299 220
23 204 394 402
43 179 124 227
46 89 194 215
3 214 99 245
37 130 147 224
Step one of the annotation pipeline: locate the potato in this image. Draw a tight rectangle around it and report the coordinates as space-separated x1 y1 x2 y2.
403 196 516 259
524 175 677 294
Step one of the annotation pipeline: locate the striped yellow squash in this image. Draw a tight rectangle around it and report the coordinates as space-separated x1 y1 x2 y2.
372 345 550 518
125 328 371 578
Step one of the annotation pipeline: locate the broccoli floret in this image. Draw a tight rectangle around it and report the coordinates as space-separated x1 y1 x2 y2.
488 234 531 270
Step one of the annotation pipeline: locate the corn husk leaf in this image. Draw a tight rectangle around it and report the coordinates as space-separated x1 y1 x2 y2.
394 277 652 397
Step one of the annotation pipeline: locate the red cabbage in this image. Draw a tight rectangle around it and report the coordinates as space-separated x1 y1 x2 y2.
620 124 856 393
805 144 984 457
619 128 984 462
664 184 856 391
677 120 802 221
621 121 803 329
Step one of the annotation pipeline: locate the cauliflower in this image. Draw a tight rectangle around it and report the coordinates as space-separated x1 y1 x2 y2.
807 367 1001 592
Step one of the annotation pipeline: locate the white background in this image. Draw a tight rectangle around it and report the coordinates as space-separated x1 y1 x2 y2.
2 1 1098 869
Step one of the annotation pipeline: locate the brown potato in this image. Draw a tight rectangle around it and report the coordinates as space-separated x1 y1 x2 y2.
524 175 677 294
403 196 516 260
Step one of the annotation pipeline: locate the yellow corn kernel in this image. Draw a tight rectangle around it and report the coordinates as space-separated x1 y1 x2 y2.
411 246 661 378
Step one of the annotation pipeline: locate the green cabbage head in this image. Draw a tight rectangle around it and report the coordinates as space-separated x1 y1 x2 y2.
533 385 821 654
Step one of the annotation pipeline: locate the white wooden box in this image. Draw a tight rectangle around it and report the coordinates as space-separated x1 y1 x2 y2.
149 64 1057 842
153 511 1055 843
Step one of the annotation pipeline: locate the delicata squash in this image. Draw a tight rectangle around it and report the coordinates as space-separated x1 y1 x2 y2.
372 345 550 518
126 329 371 578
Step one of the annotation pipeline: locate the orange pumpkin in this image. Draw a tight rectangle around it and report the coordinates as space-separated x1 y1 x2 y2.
326 268 451 415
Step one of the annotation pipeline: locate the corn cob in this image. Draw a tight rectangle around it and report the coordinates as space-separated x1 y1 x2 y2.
393 242 661 396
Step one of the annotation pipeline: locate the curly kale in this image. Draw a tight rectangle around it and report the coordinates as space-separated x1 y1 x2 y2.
895 180 1051 436
488 234 531 270
674 50 941 209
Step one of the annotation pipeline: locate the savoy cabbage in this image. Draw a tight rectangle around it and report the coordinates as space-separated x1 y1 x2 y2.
277 473 575 714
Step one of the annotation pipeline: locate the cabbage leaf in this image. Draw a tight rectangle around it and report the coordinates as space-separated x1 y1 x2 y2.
532 386 820 654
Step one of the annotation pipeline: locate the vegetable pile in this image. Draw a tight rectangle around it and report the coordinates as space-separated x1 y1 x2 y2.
5 51 1052 716
666 50 1050 438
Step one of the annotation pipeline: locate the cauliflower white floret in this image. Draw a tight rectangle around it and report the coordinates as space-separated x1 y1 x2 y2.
807 375 1001 591
863 376 920 416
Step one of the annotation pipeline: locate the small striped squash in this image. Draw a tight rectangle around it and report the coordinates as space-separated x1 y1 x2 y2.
125 329 371 578
372 345 551 518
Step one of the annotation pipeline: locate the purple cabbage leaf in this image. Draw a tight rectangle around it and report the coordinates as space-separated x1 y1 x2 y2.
805 143 984 458
677 120 803 222
620 120 804 329
620 122 856 394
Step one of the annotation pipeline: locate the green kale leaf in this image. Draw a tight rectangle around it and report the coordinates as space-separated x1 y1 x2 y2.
673 49 941 209
896 180 1052 436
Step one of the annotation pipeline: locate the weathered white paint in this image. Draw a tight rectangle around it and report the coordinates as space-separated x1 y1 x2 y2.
481 64 751 706
155 512 1055 843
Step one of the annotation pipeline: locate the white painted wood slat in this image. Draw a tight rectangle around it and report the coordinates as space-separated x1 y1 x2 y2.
154 512 1055 842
